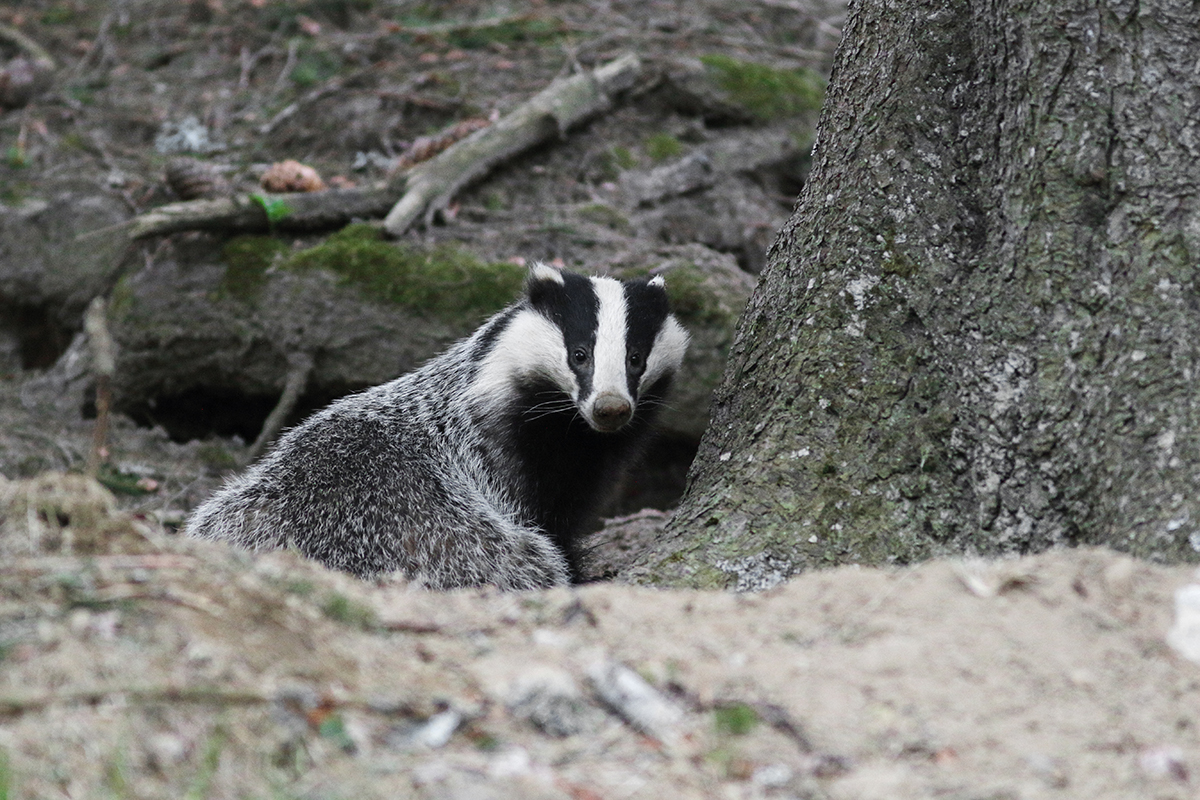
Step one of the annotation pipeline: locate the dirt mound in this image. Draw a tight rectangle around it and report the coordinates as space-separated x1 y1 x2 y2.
0 473 1195 799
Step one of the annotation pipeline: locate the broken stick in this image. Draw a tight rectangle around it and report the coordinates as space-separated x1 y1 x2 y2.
84 297 115 476
127 183 404 240
245 351 313 464
382 52 644 237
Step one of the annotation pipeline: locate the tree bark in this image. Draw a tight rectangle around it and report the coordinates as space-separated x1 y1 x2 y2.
639 0 1200 589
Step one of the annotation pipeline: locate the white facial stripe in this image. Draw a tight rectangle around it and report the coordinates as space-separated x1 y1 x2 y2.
640 315 689 392
589 277 630 401
467 309 577 406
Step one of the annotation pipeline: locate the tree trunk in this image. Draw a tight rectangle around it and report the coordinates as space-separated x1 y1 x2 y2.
638 0 1200 589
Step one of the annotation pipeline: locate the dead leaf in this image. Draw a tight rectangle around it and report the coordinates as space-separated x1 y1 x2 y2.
260 159 327 193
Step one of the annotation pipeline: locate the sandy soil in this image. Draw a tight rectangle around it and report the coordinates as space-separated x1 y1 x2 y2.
1 472 1197 799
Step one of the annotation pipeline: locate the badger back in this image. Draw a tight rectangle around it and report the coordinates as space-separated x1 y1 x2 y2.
467 263 689 432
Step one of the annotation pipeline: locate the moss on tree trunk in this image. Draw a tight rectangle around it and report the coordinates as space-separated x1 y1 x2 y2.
638 0 1200 589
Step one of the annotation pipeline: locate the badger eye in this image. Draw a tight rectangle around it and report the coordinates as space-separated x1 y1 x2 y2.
627 351 644 371
571 347 589 366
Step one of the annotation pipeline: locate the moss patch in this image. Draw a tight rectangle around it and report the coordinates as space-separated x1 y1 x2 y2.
644 132 683 162
220 236 289 301
283 223 524 315
662 263 732 327
700 54 825 120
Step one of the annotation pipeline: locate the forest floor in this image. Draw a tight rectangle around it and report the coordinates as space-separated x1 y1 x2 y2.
1 1 1198 798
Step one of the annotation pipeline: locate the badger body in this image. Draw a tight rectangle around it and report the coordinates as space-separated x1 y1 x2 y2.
186 263 689 590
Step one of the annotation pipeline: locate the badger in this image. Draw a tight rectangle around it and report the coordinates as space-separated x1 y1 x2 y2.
186 263 689 590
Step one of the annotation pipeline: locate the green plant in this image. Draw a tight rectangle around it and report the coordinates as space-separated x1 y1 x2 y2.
577 203 632 234
41 4 76 24
250 194 294 231
283 579 316 597
197 441 239 470
103 743 131 799
184 727 226 800
95 465 157 496
0 746 12 800
441 16 566 49
320 592 377 629
713 703 759 736
611 145 637 169
290 46 341 88
4 146 26 169
317 715 356 752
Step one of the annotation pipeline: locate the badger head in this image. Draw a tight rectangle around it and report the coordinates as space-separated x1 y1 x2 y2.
469 262 690 433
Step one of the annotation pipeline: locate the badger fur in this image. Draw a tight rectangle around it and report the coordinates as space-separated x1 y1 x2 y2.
186 263 689 590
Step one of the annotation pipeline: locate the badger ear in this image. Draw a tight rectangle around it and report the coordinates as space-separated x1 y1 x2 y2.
526 261 565 306
648 274 666 289
527 261 564 288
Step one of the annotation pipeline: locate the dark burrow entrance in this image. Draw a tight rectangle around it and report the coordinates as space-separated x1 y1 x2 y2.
0 300 75 370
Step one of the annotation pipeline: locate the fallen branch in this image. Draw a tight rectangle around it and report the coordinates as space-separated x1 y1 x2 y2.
123 55 642 241
382 52 644 236
246 351 313 464
83 297 115 476
127 183 404 240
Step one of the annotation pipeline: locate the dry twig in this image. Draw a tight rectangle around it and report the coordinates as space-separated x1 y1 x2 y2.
246 351 314 464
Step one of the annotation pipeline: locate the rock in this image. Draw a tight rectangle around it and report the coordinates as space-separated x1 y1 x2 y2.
0 180 130 320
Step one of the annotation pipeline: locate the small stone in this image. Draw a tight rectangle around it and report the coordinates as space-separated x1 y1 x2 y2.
587 659 684 743
1166 584 1200 663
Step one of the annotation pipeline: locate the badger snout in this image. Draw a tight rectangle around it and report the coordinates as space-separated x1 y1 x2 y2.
589 392 633 432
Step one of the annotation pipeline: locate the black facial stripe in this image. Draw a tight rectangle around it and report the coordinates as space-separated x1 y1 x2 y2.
622 278 671 397
527 271 600 398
